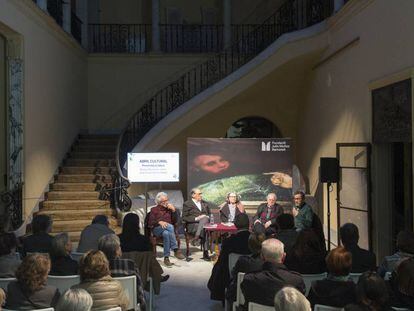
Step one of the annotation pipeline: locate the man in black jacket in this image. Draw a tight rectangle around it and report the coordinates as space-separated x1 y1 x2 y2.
253 193 283 236
208 213 251 302
340 223 376 273
241 238 305 308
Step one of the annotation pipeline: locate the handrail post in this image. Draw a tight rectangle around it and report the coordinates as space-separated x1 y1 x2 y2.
223 0 232 49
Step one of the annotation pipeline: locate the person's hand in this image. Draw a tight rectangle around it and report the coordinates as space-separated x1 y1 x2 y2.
158 221 168 229
269 172 293 189
264 221 272 229
195 214 208 221
166 203 176 212
292 207 299 217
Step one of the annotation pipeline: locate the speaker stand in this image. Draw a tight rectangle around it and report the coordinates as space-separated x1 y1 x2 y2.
326 182 331 251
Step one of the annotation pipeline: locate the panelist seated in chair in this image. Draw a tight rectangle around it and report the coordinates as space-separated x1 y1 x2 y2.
182 188 211 248
219 192 245 223
148 192 186 267
253 193 283 236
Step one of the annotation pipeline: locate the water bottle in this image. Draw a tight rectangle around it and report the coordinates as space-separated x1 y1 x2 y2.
210 214 214 225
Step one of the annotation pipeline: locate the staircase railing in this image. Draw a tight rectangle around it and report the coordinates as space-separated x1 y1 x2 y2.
114 0 334 203
0 183 23 231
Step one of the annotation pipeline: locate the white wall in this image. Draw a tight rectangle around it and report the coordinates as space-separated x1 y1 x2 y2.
0 0 87 218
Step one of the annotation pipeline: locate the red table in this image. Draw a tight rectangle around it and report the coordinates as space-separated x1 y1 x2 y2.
204 223 238 255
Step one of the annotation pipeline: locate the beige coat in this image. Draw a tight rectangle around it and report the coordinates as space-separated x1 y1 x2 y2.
72 275 129 311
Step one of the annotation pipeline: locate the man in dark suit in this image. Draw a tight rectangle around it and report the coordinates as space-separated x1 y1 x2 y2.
241 238 305 309
340 223 376 273
208 213 251 301
182 188 211 259
253 193 283 236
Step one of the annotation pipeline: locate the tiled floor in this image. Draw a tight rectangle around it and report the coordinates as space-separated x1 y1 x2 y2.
153 240 223 311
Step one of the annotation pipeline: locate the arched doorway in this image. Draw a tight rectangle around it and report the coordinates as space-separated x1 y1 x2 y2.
225 116 282 138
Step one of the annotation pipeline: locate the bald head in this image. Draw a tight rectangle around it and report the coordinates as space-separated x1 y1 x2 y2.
261 238 285 263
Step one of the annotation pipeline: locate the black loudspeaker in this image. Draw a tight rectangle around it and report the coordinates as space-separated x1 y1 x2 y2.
320 157 339 183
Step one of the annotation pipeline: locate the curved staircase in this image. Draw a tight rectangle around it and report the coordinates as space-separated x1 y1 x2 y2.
37 134 119 242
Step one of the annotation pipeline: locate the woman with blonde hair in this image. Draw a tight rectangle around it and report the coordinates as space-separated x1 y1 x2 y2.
5 254 60 310
274 287 311 311
71 250 129 310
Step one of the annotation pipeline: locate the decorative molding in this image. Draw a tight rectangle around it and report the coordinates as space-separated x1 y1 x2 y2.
327 0 376 32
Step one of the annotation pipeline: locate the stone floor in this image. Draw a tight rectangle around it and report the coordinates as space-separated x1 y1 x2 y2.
152 240 223 311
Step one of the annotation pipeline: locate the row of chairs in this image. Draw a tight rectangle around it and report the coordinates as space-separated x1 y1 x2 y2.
3 308 121 311
230 269 398 311
0 275 145 311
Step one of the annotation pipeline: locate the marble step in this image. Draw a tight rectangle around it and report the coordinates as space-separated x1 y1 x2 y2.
55 174 112 183
50 183 98 191
41 199 111 210
64 159 115 167
59 167 115 175
46 191 101 200
38 208 113 221
69 151 115 159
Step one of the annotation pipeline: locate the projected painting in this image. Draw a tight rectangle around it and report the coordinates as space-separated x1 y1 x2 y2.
187 138 293 205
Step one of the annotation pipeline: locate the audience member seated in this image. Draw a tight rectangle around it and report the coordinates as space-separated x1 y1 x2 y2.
72 250 129 311
345 271 391 311
208 213 251 302
274 286 311 311
378 230 414 277
98 234 147 310
284 229 326 274
22 214 54 256
118 213 152 253
292 191 313 232
241 239 305 309
225 230 266 308
0 232 21 277
340 223 376 273
77 215 114 253
148 192 185 267
388 257 414 309
5 254 60 310
219 192 245 223
49 232 79 276
307 246 356 308
55 288 93 311
275 214 298 256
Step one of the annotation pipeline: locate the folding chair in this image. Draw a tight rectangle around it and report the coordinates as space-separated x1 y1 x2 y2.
248 302 274 311
3 308 54 311
349 273 362 283
0 277 16 290
301 273 327 295
232 272 245 311
113 275 139 311
47 275 80 293
384 271 392 280
70 252 84 262
228 253 243 276
314 304 343 311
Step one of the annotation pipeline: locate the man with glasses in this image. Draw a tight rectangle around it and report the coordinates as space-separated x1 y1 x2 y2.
148 192 185 266
182 188 211 260
253 193 283 236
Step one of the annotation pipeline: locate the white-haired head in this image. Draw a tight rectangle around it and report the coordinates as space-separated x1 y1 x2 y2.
261 238 285 263
56 288 93 311
155 192 168 204
274 287 311 311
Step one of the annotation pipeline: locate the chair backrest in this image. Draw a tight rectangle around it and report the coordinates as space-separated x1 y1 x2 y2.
103 307 122 311
385 271 392 281
113 275 137 311
228 253 243 275
70 252 84 262
302 273 327 295
14 252 21 260
349 273 362 283
3 308 54 311
0 277 16 290
47 275 80 293
314 304 343 311
248 302 274 311
236 272 246 306
392 308 411 311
